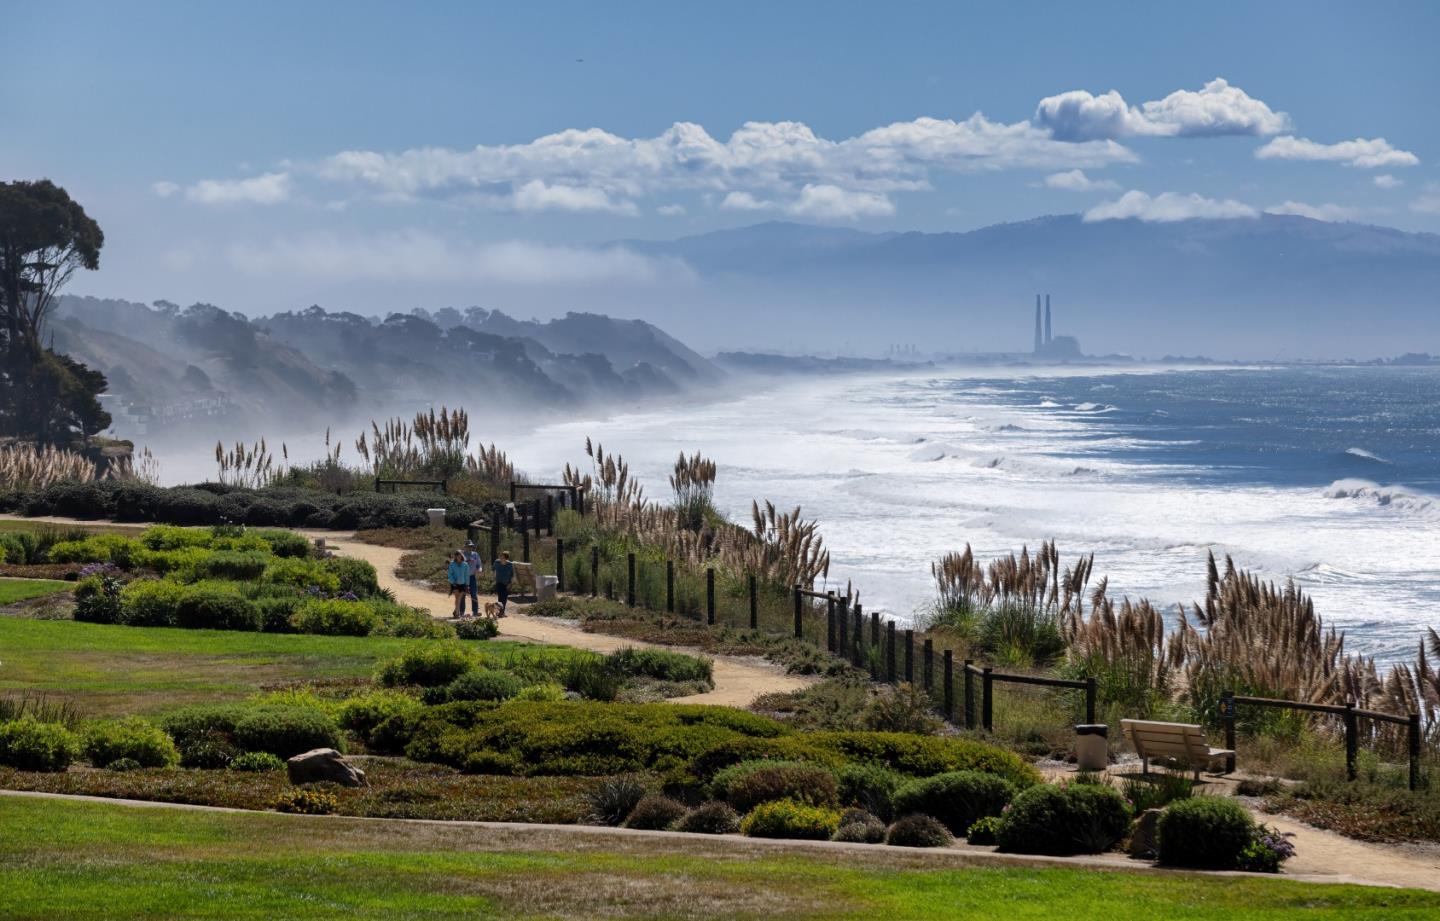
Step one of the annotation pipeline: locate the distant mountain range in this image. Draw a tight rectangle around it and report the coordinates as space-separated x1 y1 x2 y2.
54 298 720 437
625 214 1440 358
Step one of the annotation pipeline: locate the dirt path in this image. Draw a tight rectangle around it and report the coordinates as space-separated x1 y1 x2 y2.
308 532 812 706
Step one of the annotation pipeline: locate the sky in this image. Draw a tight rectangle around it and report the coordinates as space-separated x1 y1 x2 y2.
4 0 1439 320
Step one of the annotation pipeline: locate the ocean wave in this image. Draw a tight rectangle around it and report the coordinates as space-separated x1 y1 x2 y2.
1038 400 1062 408
1323 478 1437 515
1073 402 1118 413
1344 447 1392 464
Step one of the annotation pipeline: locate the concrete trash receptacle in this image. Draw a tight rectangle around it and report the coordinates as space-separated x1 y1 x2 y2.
426 508 446 528
1075 724 1108 771
536 575 559 603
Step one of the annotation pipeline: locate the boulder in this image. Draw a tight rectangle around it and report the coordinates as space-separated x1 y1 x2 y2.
287 748 366 788
1128 808 1163 859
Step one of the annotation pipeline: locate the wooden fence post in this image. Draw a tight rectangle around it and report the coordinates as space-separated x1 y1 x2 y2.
555 538 565 593
825 595 836 652
706 568 716 626
885 621 896 683
521 530 530 563
923 639 933 692
1343 702 1358 782
1409 713 1422 792
982 666 994 732
870 610 880 648
942 650 954 722
793 585 802 639
627 553 636 607
531 499 541 537
489 518 500 564
590 546 598 598
837 597 848 656
904 629 914 684
748 574 758 630
851 605 864 668
1085 676 1097 725
666 560 674 613
964 659 975 729
509 482 517 504
1222 692 1237 773
545 494 554 536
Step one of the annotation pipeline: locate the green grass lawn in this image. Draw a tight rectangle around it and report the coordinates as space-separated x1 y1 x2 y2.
0 578 72 605
0 796 1434 920
0 617 572 717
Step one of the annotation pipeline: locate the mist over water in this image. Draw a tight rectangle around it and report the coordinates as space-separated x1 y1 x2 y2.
507 365 1440 665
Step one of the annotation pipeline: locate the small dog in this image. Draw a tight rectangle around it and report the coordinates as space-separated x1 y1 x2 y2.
483 602 503 619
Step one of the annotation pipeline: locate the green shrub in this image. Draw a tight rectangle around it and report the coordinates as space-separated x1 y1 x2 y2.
688 737 843 782
516 683 566 702
837 762 905 821
377 644 477 687
561 656 621 702
428 669 523 705
607 647 713 685
106 757 143 772
253 528 311 559
160 704 244 749
0 533 25 565
118 579 186 627
586 774 651 825
807 731 1041 789
859 683 944 734
832 808 886 843
338 690 421 744
229 751 286 772
1236 825 1296 873
886 813 954 848
891 770 1016 836
232 706 341 759
263 557 340 593
140 525 212 551
0 718 80 772
274 788 338 815
1157 796 1255 869
996 783 1132 856
712 761 838 813
82 718 179 769
134 546 216 576
256 595 302 633
674 801 741 834
290 599 379 636
454 617 500 640
623 794 689 830
73 574 124 624
372 603 453 639
1120 773 1194 813
740 799 841 840
46 535 141 566
966 814 1002 845
175 583 262 631
184 550 269 582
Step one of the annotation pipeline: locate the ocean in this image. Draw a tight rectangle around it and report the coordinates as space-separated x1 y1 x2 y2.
507 365 1440 664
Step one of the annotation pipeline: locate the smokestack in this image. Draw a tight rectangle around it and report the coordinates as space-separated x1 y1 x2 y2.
1034 295 1042 353
1045 295 1052 345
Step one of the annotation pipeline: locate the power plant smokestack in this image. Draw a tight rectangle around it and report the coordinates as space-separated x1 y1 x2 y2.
1034 295 1043 353
1045 295 1052 345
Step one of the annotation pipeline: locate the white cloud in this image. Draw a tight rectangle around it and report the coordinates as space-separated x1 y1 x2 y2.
720 191 774 211
1043 169 1119 191
1036 78 1288 141
1412 185 1440 215
656 203 687 216
784 184 894 220
151 181 181 198
1372 174 1403 189
185 172 292 205
1255 136 1419 169
226 231 693 285
1084 190 1258 223
1264 201 1359 222
512 179 637 215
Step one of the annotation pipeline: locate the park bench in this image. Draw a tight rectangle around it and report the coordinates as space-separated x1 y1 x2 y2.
1120 719 1235 779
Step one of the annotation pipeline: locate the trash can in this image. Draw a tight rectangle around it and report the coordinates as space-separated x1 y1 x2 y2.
426 508 446 528
1075 724 1108 772
536 574 559 603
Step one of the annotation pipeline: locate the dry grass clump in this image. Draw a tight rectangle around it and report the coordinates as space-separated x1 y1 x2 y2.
215 439 286 488
0 443 155 490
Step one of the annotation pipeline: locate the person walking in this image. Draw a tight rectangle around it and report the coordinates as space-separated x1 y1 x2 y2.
462 541 484 616
446 550 470 618
492 550 515 616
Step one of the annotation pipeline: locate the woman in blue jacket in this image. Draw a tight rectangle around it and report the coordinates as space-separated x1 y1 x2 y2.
446 550 470 618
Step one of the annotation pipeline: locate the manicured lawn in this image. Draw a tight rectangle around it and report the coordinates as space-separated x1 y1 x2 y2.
0 578 72 605
0 796 1434 920
0 617 570 716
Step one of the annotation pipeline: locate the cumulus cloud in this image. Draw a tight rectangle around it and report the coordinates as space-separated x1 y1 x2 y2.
1084 190 1258 223
1036 78 1288 141
1255 136 1419 168
720 191 773 211
512 179 637 215
785 184 894 220
151 181 181 198
1372 174 1403 189
226 231 692 285
1043 169 1119 191
1264 201 1359 222
185 172 292 205
656 203 687 216
1412 185 1440 215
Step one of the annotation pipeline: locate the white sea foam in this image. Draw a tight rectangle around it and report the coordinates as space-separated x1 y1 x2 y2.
1324 478 1437 515
1344 447 1392 464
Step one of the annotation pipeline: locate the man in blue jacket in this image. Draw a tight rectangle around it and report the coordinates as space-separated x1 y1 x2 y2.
463 541 484 616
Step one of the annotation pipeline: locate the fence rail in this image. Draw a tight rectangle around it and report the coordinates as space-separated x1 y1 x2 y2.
961 662 1096 731
375 477 446 494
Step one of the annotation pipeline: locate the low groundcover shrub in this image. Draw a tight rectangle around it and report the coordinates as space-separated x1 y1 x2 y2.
996 783 1131 856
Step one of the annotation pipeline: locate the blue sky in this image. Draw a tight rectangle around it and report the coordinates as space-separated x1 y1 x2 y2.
4 1 1439 314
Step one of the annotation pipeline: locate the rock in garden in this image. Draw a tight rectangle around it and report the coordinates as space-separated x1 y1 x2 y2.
1128 808 1163 859
286 748 367 788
